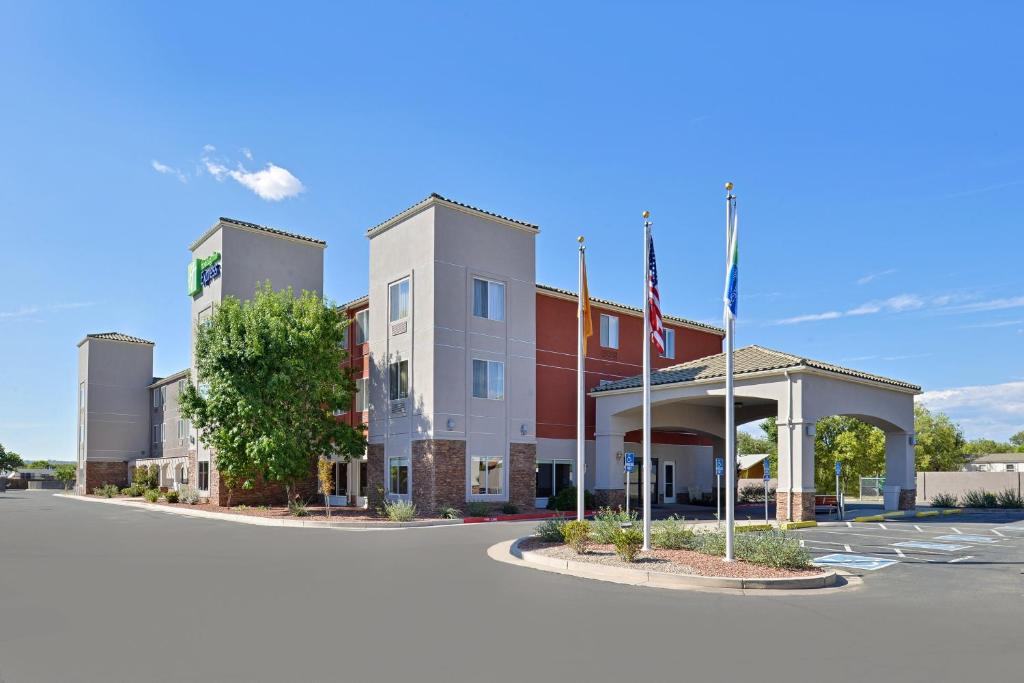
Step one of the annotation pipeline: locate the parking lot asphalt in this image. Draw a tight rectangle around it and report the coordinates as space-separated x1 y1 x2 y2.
2 493 1024 683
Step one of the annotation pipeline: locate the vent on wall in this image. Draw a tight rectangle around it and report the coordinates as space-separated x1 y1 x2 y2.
390 399 407 416
391 320 408 336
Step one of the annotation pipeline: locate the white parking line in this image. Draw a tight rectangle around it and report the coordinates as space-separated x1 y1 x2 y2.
991 529 1006 537
878 523 888 530
914 525 924 532
948 556 974 563
846 521 853 528
893 548 905 557
951 527 962 534
844 544 852 552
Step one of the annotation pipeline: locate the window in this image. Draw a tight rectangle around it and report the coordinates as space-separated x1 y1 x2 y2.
359 460 368 498
79 382 85 412
160 386 167 406
1007 464 1016 472
181 466 188 485
389 278 410 322
600 314 619 349
472 359 505 400
339 323 349 350
660 328 676 359
177 419 187 439
334 461 349 496
355 377 368 412
355 309 368 345
198 462 210 491
389 360 408 400
152 424 162 444
153 389 161 408
536 460 574 499
198 307 213 330
471 456 504 495
473 278 505 321
389 457 409 495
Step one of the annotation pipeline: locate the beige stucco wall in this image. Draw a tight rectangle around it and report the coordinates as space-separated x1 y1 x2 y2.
917 471 1022 502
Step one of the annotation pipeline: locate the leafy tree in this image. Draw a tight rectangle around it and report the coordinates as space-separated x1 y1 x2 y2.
179 283 366 503
813 416 885 494
0 444 24 473
1009 430 1024 450
963 438 1012 456
27 459 51 469
914 403 966 472
54 463 77 490
317 457 334 518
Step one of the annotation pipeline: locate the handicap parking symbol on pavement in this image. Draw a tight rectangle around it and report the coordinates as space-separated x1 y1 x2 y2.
935 534 997 544
893 541 972 552
812 554 898 571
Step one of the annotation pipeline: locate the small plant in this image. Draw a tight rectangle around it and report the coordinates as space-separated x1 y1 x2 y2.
929 492 959 508
535 516 569 542
735 529 812 569
501 502 520 515
120 487 133 496
164 490 180 503
466 501 492 517
288 497 310 517
144 489 160 503
317 456 334 518
178 486 200 505
996 488 1024 509
962 489 998 508
94 484 119 498
591 506 638 544
545 486 595 512
652 515 694 550
611 525 644 562
383 498 417 522
437 505 462 519
561 520 592 554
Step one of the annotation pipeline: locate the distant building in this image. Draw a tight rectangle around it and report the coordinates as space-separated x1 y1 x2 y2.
964 453 1024 473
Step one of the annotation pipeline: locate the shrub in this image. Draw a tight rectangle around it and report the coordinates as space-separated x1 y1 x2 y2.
120 487 133 496
996 488 1024 509
962 489 998 508
466 501 492 517
929 492 959 508
545 486 595 512
561 520 592 554
94 484 119 498
383 498 417 522
501 503 520 515
535 516 569 542
652 515 694 550
132 465 158 490
121 485 144 497
611 525 644 562
178 486 200 505
690 528 727 556
437 505 462 519
735 529 812 569
144 489 160 503
164 490 180 504
288 498 310 517
591 506 637 544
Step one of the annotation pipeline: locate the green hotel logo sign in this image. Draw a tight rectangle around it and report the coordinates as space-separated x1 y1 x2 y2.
187 252 222 296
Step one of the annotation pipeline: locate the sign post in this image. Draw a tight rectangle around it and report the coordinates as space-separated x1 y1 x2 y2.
763 459 771 525
835 461 843 521
624 452 636 518
715 457 724 527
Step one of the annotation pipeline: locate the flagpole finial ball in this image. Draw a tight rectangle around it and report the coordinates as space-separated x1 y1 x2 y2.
641 210 650 219
724 182 733 192
577 235 584 243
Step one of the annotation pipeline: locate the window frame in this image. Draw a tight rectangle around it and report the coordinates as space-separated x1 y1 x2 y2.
355 377 368 412
152 423 162 444
660 328 676 359
198 461 210 491
472 277 506 322
388 456 410 496
389 360 409 400
599 314 619 349
470 455 505 497
354 309 369 345
389 278 410 322
471 359 505 400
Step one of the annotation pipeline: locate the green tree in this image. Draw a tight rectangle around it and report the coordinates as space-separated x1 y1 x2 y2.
179 283 366 503
813 416 885 494
27 459 51 469
1009 430 1024 451
914 403 966 472
54 463 77 490
0 444 24 473
963 438 1012 456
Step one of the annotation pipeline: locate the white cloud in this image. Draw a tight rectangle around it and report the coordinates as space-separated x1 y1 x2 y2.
199 146 305 201
961 319 1024 329
947 296 1024 314
776 293 928 325
855 268 897 286
918 381 1024 441
227 163 305 201
0 302 94 320
151 159 187 183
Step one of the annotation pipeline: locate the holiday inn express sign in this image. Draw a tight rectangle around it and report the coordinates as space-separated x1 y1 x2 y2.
187 252 221 296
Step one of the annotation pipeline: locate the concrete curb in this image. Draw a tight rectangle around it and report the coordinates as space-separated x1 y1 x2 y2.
53 494 464 529
507 537 838 591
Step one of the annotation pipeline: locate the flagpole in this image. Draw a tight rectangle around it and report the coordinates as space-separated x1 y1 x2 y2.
641 210 652 551
724 182 736 562
577 236 586 521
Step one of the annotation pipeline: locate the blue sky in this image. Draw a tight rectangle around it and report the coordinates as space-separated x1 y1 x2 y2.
1 1 1022 459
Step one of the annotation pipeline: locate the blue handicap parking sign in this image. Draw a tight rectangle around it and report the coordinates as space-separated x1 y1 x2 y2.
812 554 898 571
936 534 997 544
625 452 635 467
763 461 771 480
835 461 842 476
715 457 724 476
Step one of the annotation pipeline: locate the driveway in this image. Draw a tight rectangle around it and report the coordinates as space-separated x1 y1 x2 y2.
1 493 1022 682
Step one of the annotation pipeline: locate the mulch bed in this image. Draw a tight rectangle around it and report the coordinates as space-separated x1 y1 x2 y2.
518 537 823 579
149 501 400 522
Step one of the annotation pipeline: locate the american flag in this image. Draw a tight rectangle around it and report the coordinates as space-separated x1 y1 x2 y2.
648 236 665 354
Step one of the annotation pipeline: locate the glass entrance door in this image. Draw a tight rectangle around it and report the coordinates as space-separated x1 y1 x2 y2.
664 462 675 502
536 459 574 503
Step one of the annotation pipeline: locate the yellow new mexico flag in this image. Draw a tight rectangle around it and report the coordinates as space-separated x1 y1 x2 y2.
580 250 593 354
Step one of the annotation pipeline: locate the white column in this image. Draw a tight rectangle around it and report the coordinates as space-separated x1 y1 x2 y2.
594 431 626 499
776 420 816 521
885 431 916 510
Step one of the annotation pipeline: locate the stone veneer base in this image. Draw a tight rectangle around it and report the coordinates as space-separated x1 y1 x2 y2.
775 491 815 522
